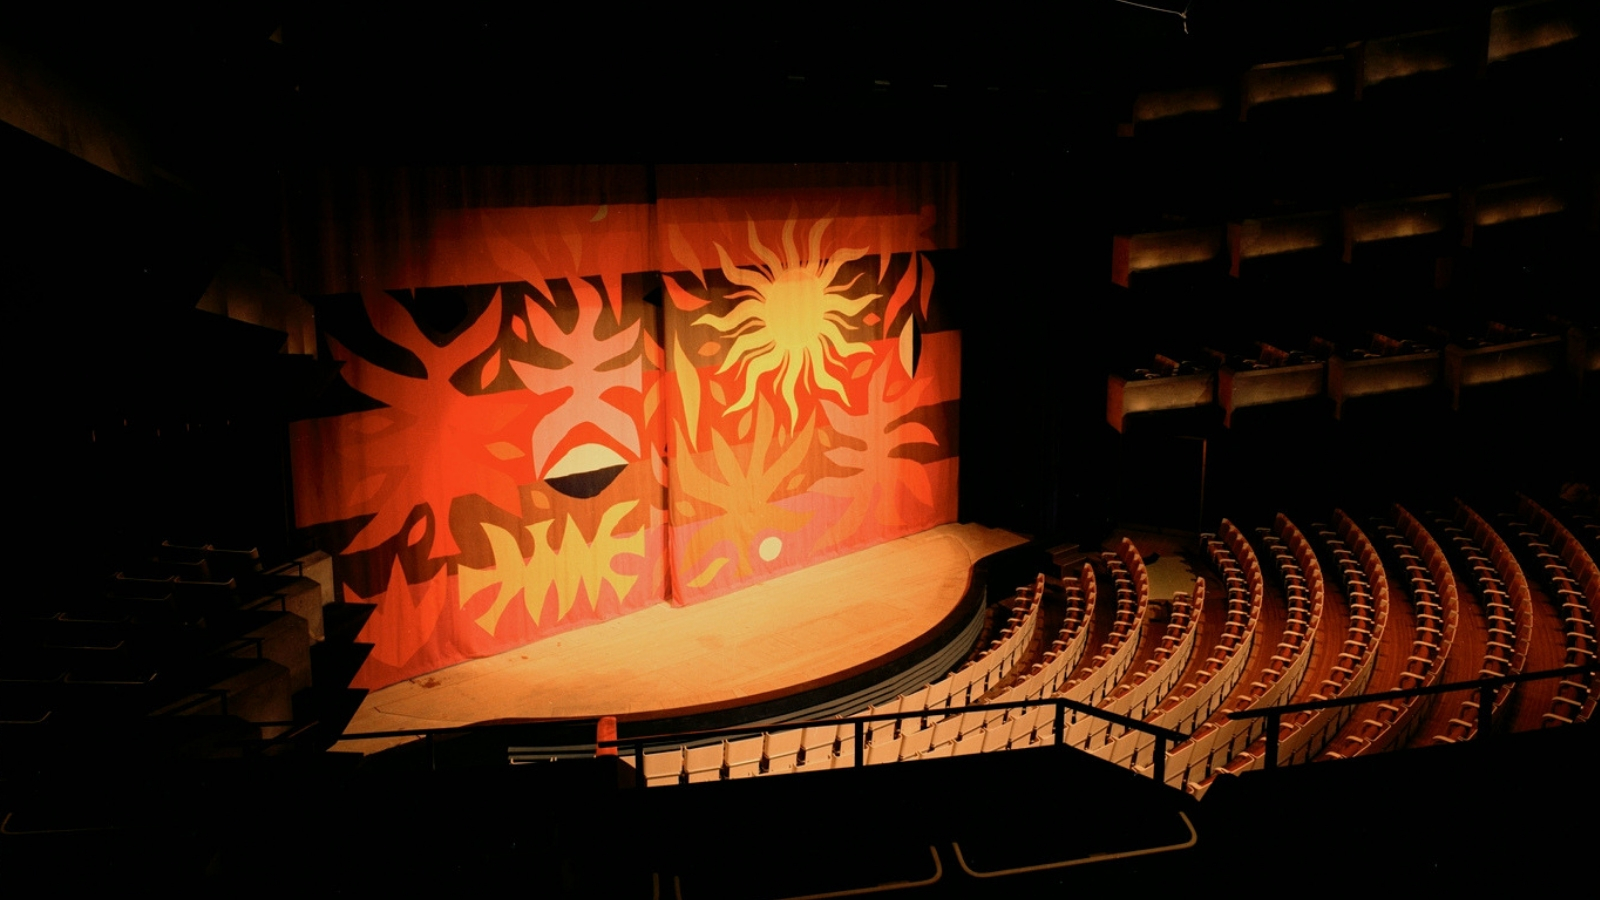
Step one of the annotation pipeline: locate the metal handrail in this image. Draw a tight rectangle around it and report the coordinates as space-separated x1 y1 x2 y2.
600 696 1191 788
318 664 1600 777
1221 661 1597 769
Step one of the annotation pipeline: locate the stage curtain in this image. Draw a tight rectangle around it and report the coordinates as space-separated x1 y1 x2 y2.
655 164 960 602
285 163 958 689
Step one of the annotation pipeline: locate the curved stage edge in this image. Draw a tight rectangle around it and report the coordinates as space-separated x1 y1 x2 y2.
336 523 1033 757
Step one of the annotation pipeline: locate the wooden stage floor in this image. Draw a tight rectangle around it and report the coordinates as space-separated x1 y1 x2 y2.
337 523 1026 752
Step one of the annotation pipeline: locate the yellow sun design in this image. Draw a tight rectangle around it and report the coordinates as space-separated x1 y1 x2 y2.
694 216 880 425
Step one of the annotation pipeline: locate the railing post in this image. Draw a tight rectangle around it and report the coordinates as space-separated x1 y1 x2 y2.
1264 711 1280 770
634 742 646 789
854 719 864 768
1477 682 1496 740
1154 735 1167 786
1054 702 1065 746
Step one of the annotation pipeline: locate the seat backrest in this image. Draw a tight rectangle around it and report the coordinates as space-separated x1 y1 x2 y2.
865 736 900 765
1009 707 1037 745
930 714 961 749
725 735 764 778
899 723 933 758
766 727 802 758
684 742 724 782
958 708 988 737
897 684 930 716
642 747 684 786
800 723 837 765
981 723 1012 753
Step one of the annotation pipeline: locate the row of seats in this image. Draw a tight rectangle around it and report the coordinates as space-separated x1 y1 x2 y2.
845 576 1051 763
855 577 1049 763
1052 542 1153 756
1506 495 1596 724
1096 577 1205 770
1061 539 1152 712
933 556 1147 765
1195 515 1333 791
1160 517 1326 793
643 538 1218 785
1458 501 1536 676
1155 501 1585 787
633 498 1595 791
641 720 853 786
1311 511 1391 700
1515 494 1599 628
1149 522 1263 739
1259 511 1391 767
928 571 1104 758
1429 503 1533 742
1152 499 1594 788
990 565 1097 706
640 574 1053 784
1328 505 1463 757
1388 505 1464 693
907 552 1146 764
1113 580 1205 712
1240 516 1327 711
961 574 1048 699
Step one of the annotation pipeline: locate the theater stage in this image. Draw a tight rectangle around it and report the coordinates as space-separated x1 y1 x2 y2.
336 523 1026 753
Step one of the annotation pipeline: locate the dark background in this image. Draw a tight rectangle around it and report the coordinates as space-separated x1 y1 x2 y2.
4 1 1594 571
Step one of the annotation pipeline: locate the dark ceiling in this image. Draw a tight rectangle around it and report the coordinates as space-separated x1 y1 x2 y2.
3 2 1501 169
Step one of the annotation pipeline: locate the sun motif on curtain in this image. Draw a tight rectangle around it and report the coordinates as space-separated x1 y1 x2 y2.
692 217 879 427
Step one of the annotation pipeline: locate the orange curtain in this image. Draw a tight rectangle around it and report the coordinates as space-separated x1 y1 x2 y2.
285 164 958 689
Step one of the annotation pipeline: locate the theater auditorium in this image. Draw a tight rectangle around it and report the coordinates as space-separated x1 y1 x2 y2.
3 3 1595 895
